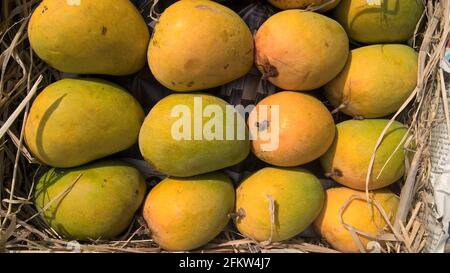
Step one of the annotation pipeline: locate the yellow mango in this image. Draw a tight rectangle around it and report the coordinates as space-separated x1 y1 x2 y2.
249 91 335 166
333 0 424 44
314 187 399 253
28 0 150 75
267 0 341 12
255 10 349 91
320 119 407 190
148 0 254 91
25 78 144 168
35 160 146 240
143 172 235 251
235 167 324 242
325 44 418 118
139 93 250 177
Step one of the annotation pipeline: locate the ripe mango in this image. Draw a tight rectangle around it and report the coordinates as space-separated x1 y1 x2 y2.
314 187 399 253
34 160 146 240
325 44 418 118
148 0 254 91
249 91 335 167
255 10 349 91
320 119 407 190
333 0 424 44
267 0 341 12
139 93 249 177
143 172 235 251
25 78 144 168
235 167 324 242
28 0 150 75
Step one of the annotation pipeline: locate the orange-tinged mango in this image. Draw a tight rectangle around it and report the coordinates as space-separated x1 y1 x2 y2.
325 44 418 118
34 160 146 240
143 172 235 251
235 167 324 242
333 0 424 44
255 10 349 91
314 187 399 253
320 119 407 190
249 91 335 167
148 0 254 91
28 0 149 75
25 78 145 168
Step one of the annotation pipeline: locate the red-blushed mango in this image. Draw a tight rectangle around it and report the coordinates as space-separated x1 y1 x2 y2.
325 44 418 118
255 10 349 91
314 187 399 253
235 167 324 242
249 91 335 167
148 0 254 92
139 93 249 177
143 172 235 251
333 0 424 44
28 0 149 75
320 119 407 190
34 160 146 240
25 78 144 168
267 0 341 12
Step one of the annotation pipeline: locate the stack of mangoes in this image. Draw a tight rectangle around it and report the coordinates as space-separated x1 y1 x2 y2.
26 0 423 252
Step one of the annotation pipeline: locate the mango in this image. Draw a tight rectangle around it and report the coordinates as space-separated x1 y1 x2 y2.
255 10 349 91
139 93 249 177
28 0 150 75
143 172 235 251
267 0 341 12
34 160 146 240
333 0 424 44
249 91 335 166
25 78 144 168
314 187 399 253
320 119 407 190
325 44 418 118
235 167 324 242
148 0 254 91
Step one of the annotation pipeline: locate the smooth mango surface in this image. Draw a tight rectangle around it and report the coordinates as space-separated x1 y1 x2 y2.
148 0 254 91
249 91 335 167
143 172 235 251
235 167 324 242
320 119 407 190
333 0 424 44
139 93 250 177
35 160 146 240
28 0 150 75
255 10 349 90
25 78 144 168
325 44 418 118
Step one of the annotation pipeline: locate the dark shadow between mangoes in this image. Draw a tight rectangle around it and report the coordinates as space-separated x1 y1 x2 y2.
35 94 66 164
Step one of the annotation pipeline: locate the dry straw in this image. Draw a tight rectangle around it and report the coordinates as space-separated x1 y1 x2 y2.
0 0 448 253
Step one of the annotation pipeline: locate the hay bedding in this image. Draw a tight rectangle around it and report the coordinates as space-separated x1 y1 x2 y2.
0 0 448 253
